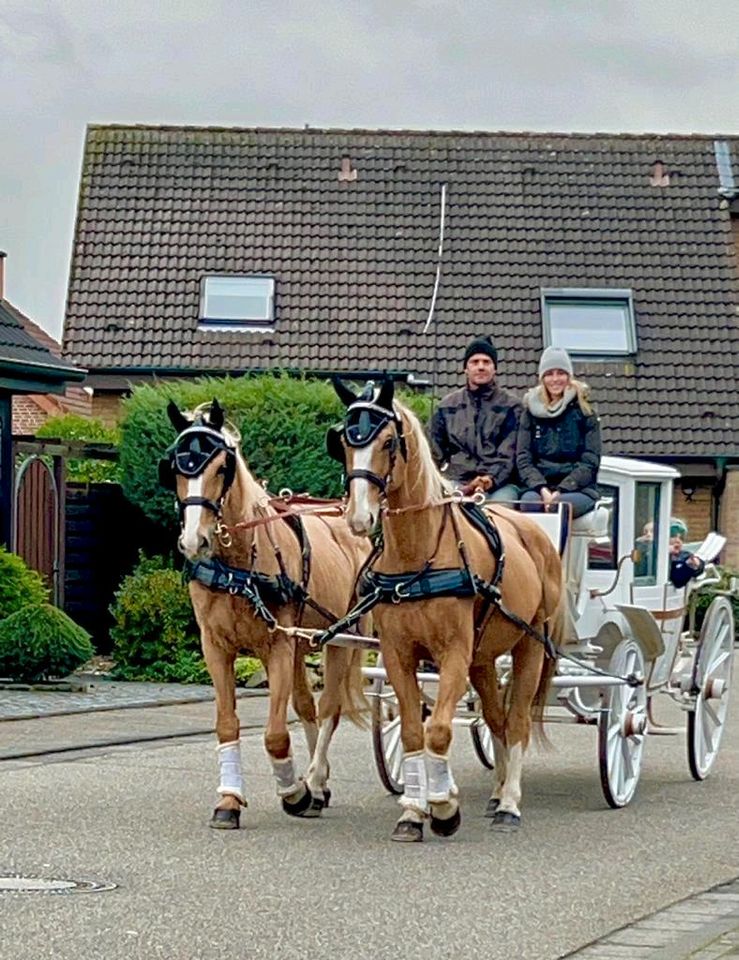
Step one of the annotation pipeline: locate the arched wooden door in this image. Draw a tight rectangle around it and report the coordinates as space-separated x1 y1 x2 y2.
13 456 60 603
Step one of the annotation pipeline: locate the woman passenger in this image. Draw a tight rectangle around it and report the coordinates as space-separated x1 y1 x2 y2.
517 346 601 525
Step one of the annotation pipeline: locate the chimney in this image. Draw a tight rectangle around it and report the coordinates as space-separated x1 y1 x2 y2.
0 251 5 300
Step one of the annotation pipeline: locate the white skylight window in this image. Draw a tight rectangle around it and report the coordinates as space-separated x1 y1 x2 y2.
541 288 637 356
199 276 275 328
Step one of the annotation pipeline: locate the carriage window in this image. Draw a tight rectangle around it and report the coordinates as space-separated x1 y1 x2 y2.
199 275 275 327
633 482 661 585
587 484 618 570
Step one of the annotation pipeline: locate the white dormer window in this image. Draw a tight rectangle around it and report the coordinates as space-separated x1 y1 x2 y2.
541 288 636 356
199 276 275 329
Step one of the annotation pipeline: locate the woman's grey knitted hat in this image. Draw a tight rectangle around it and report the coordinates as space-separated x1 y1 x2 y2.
538 345 573 378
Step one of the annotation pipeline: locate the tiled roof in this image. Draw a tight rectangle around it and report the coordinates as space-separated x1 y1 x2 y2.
63 125 739 456
1 299 83 380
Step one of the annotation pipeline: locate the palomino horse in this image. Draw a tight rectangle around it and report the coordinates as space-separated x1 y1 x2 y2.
328 379 565 841
159 399 370 828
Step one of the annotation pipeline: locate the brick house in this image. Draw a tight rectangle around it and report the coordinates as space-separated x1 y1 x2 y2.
61 126 739 562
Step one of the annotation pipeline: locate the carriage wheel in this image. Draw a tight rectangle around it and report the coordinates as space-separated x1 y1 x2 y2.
371 656 436 796
598 637 647 808
470 719 496 769
688 597 735 781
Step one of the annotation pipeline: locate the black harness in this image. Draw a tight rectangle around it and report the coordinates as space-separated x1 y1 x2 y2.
159 418 336 630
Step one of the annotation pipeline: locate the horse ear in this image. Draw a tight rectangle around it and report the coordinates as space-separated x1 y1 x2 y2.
376 377 395 411
209 398 225 431
332 376 358 408
166 400 190 434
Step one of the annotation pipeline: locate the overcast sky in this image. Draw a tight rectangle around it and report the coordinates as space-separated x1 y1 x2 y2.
1 0 737 339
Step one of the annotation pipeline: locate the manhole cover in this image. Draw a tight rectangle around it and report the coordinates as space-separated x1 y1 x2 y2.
0 875 116 894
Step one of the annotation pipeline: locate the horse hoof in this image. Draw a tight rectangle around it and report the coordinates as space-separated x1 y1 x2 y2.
430 807 461 838
484 798 500 818
491 810 521 833
391 821 424 843
210 808 240 830
282 786 323 819
323 788 331 808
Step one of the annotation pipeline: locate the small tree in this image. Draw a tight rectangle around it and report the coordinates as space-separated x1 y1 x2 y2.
0 604 94 682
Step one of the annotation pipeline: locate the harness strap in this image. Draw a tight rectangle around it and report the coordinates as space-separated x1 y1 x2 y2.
179 495 223 520
344 469 387 494
184 558 281 629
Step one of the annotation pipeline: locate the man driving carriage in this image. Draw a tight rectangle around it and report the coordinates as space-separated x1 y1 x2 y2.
429 335 521 501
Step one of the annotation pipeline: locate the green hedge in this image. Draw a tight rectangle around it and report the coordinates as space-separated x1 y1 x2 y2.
36 414 120 483
693 567 739 640
0 547 49 620
119 374 432 529
0 603 94 682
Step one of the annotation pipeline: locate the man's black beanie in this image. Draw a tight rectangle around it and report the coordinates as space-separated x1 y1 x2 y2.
463 336 498 368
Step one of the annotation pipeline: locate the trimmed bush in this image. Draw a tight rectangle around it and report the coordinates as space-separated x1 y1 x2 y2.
36 414 120 483
109 553 204 682
0 547 49 621
119 373 433 529
0 603 94 682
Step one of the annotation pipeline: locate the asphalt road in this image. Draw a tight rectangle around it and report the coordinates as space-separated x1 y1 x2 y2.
1 675 738 960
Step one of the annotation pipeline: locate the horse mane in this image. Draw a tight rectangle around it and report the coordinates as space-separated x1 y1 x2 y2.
394 400 452 502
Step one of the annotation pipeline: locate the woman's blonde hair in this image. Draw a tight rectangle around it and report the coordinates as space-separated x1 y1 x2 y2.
537 377 593 415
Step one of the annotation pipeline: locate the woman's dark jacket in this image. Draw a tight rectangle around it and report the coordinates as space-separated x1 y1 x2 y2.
516 397 601 500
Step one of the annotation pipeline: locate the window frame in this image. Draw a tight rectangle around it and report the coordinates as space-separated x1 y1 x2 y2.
586 483 619 572
199 275 276 329
540 287 637 358
633 481 662 587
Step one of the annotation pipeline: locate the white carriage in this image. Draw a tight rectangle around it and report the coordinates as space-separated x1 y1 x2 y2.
366 456 736 808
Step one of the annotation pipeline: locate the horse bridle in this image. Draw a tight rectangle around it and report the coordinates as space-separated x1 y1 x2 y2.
159 423 237 520
327 400 407 495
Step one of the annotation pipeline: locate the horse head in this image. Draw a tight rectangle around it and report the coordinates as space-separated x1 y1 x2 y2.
159 398 237 559
328 377 408 536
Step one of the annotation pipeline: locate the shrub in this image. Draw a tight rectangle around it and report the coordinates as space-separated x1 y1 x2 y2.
119 373 433 530
692 567 739 641
0 547 49 621
109 553 267 685
0 603 94 682
36 414 120 483
109 553 204 682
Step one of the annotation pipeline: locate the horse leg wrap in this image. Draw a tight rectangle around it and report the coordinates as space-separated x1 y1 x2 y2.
216 740 245 804
271 754 301 798
426 751 458 804
398 751 429 815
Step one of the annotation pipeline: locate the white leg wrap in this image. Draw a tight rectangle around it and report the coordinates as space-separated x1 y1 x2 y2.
271 754 301 798
216 740 245 803
398 751 429 814
426 751 458 803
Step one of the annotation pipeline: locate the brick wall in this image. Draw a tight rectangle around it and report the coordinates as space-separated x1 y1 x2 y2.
672 480 713 543
12 395 50 434
720 468 739 569
91 392 124 425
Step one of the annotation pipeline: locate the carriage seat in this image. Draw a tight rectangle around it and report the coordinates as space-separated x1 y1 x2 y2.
571 505 610 539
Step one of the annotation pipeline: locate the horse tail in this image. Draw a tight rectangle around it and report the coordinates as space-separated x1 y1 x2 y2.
339 646 370 728
531 540 566 747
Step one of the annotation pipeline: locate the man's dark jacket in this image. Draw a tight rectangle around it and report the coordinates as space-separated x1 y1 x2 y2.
429 383 522 487
517 398 601 500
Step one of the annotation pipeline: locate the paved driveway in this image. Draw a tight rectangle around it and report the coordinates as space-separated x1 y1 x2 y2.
1 674 737 960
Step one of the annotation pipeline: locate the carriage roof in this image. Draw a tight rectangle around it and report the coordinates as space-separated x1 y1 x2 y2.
598 456 680 483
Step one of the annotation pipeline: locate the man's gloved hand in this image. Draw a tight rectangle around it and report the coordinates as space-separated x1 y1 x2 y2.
459 475 493 496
